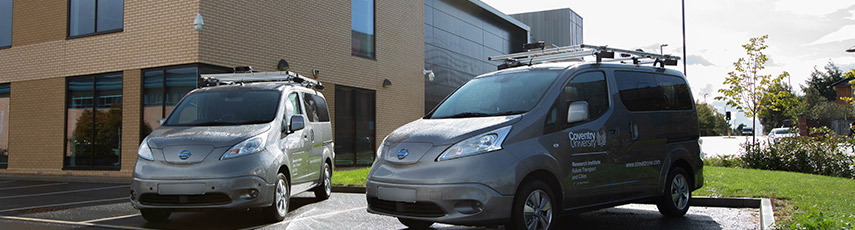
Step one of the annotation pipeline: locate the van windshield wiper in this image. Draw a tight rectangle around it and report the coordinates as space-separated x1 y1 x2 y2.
183 121 241 126
440 112 492 119
490 110 527 116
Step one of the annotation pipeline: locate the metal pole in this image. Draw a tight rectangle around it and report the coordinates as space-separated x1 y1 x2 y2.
682 0 687 76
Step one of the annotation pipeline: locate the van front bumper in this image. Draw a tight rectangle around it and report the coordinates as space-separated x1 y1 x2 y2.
366 179 514 225
130 175 275 210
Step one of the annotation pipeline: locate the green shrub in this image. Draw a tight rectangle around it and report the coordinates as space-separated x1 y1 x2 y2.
739 127 855 179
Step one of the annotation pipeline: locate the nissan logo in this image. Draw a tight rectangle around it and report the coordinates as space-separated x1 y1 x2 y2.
179 150 192 160
397 148 409 160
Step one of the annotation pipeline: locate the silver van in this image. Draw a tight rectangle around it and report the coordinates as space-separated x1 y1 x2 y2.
366 45 703 229
131 71 334 222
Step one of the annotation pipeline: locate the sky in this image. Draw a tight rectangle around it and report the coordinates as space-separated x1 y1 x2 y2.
482 0 855 130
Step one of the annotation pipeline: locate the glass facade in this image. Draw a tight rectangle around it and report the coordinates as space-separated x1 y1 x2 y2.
351 0 375 58
0 84 9 168
335 85 376 166
69 0 123 38
141 65 229 139
65 73 122 169
424 0 528 113
0 0 11 48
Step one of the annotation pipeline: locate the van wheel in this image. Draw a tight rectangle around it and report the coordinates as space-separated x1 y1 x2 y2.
397 217 433 229
313 162 332 200
140 209 171 222
264 173 290 221
511 180 555 230
656 167 691 217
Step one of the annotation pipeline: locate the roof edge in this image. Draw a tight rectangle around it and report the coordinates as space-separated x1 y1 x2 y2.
467 0 531 32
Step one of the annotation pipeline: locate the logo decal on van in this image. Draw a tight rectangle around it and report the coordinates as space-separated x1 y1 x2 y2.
397 148 409 160
568 131 608 148
179 150 191 160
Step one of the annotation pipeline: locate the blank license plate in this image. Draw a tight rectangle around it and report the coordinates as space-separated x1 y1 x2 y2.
158 183 206 195
377 187 416 203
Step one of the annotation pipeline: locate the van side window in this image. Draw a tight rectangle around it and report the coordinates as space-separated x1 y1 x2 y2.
615 71 664 111
286 93 302 120
310 94 331 122
656 74 694 110
564 71 609 122
303 93 320 122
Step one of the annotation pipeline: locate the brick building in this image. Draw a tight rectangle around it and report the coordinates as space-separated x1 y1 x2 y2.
0 0 425 178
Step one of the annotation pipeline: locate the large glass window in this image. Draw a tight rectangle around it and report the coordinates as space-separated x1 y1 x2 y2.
141 65 229 139
351 0 375 58
0 84 9 168
163 90 281 126
335 86 375 166
68 0 123 38
65 73 122 169
657 74 694 110
563 71 609 122
0 0 11 48
615 71 664 111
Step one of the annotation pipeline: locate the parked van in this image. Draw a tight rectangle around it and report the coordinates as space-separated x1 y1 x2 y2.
131 69 334 222
366 45 702 229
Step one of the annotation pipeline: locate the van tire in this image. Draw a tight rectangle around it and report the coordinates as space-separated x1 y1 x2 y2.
313 162 332 200
397 217 433 229
140 209 171 222
656 167 691 217
264 173 290 222
511 180 556 230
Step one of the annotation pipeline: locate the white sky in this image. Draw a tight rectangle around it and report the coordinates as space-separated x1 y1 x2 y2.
482 0 855 129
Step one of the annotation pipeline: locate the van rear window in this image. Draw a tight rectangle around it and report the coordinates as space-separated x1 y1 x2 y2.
615 71 693 111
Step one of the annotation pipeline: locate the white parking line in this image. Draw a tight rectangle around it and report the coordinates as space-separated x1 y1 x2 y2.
255 206 366 230
0 197 127 213
0 185 128 199
0 215 148 230
81 213 141 223
0 182 66 191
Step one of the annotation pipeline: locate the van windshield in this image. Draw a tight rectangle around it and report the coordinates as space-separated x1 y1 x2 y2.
164 90 281 126
428 70 560 119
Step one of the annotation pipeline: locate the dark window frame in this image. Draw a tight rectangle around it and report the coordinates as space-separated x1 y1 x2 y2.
0 83 9 169
351 0 376 60
66 0 124 39
0 0 12 49
139 63 231 142
63 71 123 171
334 85 376 166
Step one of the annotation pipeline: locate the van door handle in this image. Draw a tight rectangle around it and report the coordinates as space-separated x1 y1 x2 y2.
608 128 618 136
629 121 639 140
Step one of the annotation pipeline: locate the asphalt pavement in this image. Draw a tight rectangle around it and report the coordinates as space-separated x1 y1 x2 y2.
0 180 760 229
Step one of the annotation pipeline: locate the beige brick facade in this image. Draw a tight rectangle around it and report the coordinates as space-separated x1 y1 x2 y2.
0 0 424 178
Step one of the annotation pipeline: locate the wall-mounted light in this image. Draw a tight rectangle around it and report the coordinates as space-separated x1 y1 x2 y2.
423 70 435 81
194 13 204 31
382 79 392 88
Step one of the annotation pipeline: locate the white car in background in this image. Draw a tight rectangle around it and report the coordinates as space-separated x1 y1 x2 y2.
768 128 796 142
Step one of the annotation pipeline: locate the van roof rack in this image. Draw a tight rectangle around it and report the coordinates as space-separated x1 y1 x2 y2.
201 71 324 90
488 43 681 70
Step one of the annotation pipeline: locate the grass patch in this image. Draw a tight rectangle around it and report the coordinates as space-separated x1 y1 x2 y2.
696 166 855 228
332 167 370 186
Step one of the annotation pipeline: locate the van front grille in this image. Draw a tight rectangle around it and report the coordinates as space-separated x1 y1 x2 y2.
368 197 445 217
139 193 231 206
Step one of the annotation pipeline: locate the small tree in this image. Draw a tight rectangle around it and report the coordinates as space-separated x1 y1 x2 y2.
715 35 788 146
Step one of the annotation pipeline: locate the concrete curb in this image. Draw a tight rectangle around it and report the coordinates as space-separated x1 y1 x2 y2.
331 186 366 193
0 174 131 184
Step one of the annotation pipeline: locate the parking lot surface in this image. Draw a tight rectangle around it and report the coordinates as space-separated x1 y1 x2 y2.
0 180 759 229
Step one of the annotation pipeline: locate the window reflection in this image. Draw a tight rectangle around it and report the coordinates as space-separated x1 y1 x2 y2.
351 0 375 58
0 84 9 168
69 0 124 37
0 0 12 47
66 74 122 168
141 65 229 139
335 86 376 166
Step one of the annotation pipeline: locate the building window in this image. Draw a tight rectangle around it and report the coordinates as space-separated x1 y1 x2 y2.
351 0 375 58
65 73 122 169
0 0 11 48
68 0 123 38
335 85 376 166
141 65 230 139
0 84 9 168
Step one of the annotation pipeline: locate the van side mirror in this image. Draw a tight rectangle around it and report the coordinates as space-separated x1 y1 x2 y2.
158 118 167 125
289 116 305 132
567 101 589 123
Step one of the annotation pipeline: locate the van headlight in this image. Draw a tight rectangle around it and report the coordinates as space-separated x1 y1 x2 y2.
138 138 154 161
438 126 512 161
222 133 267 160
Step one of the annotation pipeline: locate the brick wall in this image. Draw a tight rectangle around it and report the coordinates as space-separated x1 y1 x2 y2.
11 0 67 46
198 0 425 144
4 78 65 174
